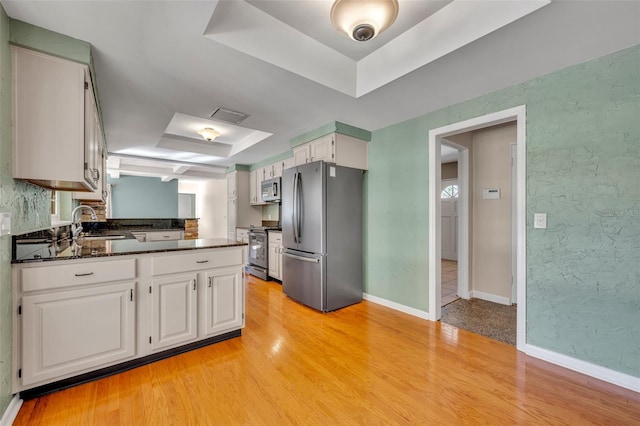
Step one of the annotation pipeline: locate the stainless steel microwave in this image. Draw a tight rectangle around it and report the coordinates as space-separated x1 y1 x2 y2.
261 177 281 202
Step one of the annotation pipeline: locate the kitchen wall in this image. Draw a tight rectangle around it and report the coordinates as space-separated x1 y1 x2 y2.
471 123 516 301
197 178 226 239
366 45 640 377
441 162 458 180
109 176 178 218
262 203 279 222
0 12 83 415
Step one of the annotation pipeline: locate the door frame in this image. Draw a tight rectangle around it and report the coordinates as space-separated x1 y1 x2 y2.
428 105 527 351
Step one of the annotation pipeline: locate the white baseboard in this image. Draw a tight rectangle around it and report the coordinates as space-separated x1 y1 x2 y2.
525 344 640 393
0 395 22 426
363 293 430 320
469 290 511 306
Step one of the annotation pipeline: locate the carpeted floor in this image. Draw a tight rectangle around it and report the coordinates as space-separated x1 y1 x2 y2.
441 298 517 346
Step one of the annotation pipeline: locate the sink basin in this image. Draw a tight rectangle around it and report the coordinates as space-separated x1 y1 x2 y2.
80 235 127 241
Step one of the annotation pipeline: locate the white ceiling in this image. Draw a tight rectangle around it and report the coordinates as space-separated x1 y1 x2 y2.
2 1 638 180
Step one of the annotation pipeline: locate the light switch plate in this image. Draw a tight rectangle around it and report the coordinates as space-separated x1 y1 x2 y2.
0 212 11 236
534 213 547 229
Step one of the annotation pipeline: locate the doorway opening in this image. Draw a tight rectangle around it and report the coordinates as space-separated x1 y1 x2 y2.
428 106 526 351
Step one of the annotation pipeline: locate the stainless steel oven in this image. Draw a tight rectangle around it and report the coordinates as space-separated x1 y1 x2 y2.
247 228 268 280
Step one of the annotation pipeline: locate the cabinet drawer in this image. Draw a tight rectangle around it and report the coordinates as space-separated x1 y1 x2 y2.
151 248 242 276
21 258 136 293
147 231 183 241
269 231 282 243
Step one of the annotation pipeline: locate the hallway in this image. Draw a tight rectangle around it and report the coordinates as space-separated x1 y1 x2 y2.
441 259 460 306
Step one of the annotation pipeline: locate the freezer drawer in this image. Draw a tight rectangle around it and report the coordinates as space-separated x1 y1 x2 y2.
282 249 324 311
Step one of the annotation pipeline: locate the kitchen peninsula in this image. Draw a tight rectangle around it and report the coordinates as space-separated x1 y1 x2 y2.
11 229 246 398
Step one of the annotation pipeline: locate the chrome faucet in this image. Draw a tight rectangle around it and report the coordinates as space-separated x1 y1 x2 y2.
71 205 98 240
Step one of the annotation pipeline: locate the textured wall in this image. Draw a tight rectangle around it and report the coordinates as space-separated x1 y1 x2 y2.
366 45 639 377
0 6 51 415
109 176 178 218
471 123 516 299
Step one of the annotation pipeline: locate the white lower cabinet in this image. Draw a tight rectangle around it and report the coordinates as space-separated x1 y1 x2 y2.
150 273 198 351
268 231 283 280
203 267 243 336
146 230 184 242
13 246 245 393
21 281 136 387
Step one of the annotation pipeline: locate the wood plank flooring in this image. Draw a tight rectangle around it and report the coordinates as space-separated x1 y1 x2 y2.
15 275 640 425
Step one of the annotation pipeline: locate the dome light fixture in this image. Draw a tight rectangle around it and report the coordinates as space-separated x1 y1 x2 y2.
197 127 221 142
330 0 399 42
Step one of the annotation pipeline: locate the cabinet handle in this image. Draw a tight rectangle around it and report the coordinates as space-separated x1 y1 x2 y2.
163 235 170 238
208 277 212 288
75 272 94 277
193 279 197 290
130 289 134 301
196 260 209 264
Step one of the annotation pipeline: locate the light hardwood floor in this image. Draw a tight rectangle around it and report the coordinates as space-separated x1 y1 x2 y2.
15 275 640 425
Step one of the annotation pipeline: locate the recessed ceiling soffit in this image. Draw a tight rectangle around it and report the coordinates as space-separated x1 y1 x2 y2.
204 0 550 98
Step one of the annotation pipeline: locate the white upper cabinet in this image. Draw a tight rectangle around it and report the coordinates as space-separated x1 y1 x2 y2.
291 133 368 170
11 46 103 192
227 170 261 226
282 157 295 172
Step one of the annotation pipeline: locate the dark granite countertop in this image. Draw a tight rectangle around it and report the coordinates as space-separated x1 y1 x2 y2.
12 238 246 264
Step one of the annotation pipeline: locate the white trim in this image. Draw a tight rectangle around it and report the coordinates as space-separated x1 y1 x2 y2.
0 394 22 426
448 144 470 300
363 293 430 321
468 290 511 306
428 105 527 353
525 344 640 393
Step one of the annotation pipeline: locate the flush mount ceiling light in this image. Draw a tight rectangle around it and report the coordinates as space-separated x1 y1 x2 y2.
330 0 399 42
196 127 221 142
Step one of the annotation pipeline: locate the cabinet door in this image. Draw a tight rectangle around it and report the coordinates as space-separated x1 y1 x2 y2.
147 231 183 242
227 198 237 227
293 145 309 166
278 245 283 281
256 167 266 205
84 73 99 191
203 267 243 336
268 242 280 280
249 170 258 205
73 141 105 201
309 134 334 163
151 273 198 351
271 162 283 178
21 282 136 386
226 172 237 199
282 157 295 172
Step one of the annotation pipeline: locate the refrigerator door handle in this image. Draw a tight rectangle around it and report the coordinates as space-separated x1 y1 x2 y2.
296 171 302 241
292 171 299 243
283 252 320 263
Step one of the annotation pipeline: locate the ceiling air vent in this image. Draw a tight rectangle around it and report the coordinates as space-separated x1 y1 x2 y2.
209 107 249 124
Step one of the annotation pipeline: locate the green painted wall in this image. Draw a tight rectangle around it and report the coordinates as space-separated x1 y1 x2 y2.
0 6 52 415
251 150 293 171
366 45 640 377
290 121 372 147
109 176 178 218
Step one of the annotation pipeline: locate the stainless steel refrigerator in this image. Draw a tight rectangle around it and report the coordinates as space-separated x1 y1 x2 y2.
281 161 363 312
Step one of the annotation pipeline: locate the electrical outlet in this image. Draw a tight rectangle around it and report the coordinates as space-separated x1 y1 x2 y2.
534 213 547 229
0 213 11 236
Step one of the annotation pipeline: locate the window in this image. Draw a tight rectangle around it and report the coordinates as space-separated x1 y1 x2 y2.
441 184 459 199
